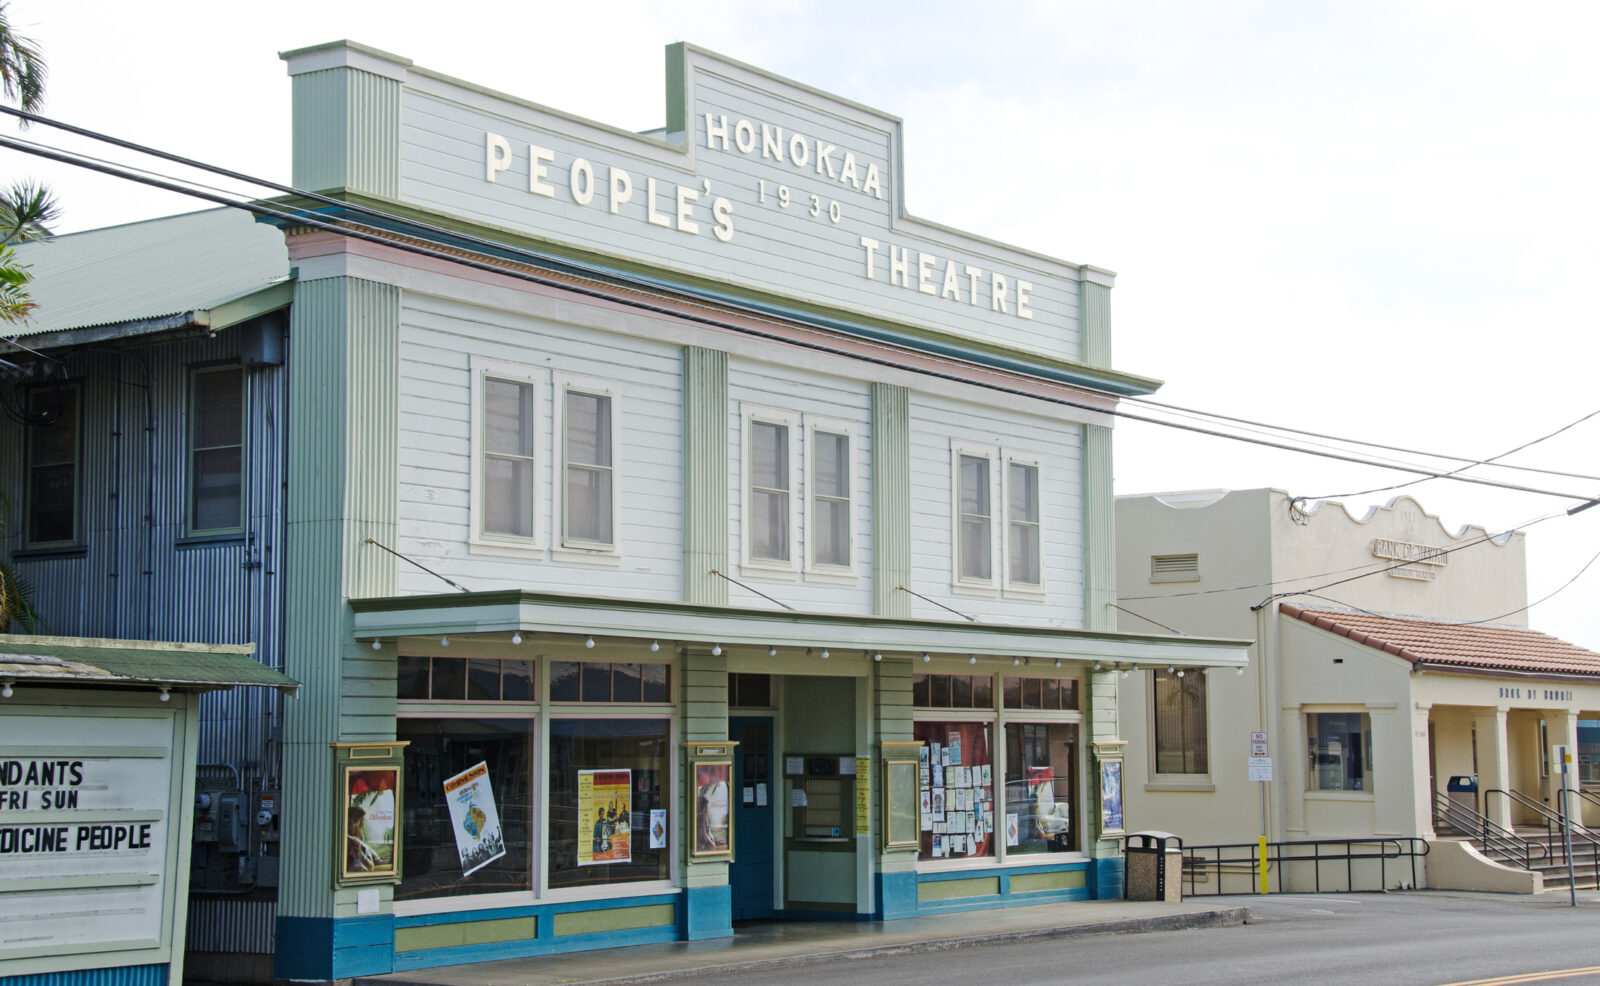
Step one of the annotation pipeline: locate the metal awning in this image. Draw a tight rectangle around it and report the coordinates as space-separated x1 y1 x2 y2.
350 589 1250 668
0 635 300 696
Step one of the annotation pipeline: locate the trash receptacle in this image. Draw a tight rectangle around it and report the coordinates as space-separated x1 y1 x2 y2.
1446 774 1478 816
1124 830 1183 902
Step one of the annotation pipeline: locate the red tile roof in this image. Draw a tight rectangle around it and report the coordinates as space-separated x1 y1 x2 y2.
1279 605 1600 679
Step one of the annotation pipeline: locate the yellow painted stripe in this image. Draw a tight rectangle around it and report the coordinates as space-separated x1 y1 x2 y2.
1435 964 1600 986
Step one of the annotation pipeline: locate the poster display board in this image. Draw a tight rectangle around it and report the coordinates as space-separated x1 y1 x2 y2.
1099 758 1124 836
880 742 923 850
332 742 407 887
577 769 632 866
442 761 507 876
692 761 732 857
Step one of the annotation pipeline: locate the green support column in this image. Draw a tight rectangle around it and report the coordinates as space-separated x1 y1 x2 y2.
276 275 401 981
874 656 918 917
679 646 732 938
683 347 729 606
872 383 911 618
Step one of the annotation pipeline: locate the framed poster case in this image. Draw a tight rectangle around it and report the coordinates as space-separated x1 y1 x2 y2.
880 741 924 850
685 741 737 860
331 741 408 888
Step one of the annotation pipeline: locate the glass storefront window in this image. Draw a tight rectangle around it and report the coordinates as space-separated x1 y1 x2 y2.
914 721 995 861
547 718 670 888
396 717 534 901
1307 712 1372 792
1004 721 1078 854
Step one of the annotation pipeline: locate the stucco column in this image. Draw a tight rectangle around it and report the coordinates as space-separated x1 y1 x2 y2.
1280 704 1306 837
1547 710 1582 823
1474 708 1512 831
1412 703 1435 839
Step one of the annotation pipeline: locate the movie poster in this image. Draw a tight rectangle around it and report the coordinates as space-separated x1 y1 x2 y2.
343 767 398 879
577 769 632 866
442 761 507 876
693 761 732 857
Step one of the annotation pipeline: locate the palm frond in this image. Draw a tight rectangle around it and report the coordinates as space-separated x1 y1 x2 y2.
0 2 46 115
0 180 56 243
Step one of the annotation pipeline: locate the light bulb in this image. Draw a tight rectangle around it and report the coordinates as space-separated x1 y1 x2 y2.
585 636 595 649
1167 666 1175 674
1012 657 1021 667
650 640 660 652
1236 666 1245 676
873 652 882 662
1 683 12 698
968 655 977 665
922 653 931 663
440 636 449 647
1177 669 1186 678
712 644 722 656
1120 669 1130 679
1093 662 1101 671
821 649 830 660
1055 660 1062 669
769 646 777 656
371 639 381 651
512 632 522 645
159 688 171 702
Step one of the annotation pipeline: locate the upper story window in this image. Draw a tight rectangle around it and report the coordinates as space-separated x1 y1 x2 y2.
807 419 855 574
1005 458 1042 590
25 383 80 548
556 376 616 551
952 445 995 586
189 365 245 536
471 357 542 549
743 406 799 570
1003 675 1079 711
549 661 672 703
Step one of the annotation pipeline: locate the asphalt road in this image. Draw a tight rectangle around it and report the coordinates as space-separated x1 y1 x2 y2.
695 891 1600 986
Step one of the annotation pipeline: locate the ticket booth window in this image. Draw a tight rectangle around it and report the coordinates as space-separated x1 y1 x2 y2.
1307 712 1372 792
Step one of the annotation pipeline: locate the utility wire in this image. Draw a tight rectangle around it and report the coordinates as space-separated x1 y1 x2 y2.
4 115 1599 505
1125 395 1600 484
1297 408 1600 503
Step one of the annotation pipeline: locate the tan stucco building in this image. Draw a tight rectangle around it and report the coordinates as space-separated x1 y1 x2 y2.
1115 489 1600 889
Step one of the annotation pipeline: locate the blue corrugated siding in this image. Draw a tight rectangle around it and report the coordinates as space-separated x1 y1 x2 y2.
0 965 167 986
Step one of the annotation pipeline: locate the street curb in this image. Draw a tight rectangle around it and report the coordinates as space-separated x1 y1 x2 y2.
361 907 1250 986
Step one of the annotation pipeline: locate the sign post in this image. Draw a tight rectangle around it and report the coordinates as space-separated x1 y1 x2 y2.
1250 731 1272 893
1554 744 1576 907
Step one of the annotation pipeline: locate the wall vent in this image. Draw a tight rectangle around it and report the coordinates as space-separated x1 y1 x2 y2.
1150 553 1200 583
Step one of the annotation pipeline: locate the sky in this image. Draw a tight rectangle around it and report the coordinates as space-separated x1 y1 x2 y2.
7 1 1599 642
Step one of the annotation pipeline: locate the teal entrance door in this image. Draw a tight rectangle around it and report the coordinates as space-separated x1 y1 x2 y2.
730 716 774 920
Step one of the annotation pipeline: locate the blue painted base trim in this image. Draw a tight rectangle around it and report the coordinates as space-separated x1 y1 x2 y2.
1089 856 1125 900
389 893 684 972
912 861 1093 915
276 914 395 981
877 870 920 920
680 884 733 940
0 966 166 986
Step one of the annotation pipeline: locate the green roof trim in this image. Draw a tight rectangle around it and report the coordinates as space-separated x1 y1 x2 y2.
0 635 300 696
259 192 1164 398
350 589 1249 667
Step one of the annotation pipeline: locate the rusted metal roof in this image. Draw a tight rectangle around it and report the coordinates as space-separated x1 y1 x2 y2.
1281 604 1600 679
4 207 289 341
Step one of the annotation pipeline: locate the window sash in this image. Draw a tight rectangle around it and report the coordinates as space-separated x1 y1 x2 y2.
482 376 537 539
749 420 791 562
957 454 992 581
810 429 850 568
563 389 614 547
26 385 80 547
190 367 245 534
1307 712 1372 792
1152 670 1208 774
1006 461 1041 586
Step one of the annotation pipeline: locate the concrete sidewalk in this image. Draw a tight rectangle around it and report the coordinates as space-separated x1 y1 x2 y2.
357 898 1250 986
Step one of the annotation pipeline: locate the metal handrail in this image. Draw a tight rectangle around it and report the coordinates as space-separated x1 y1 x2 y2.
1563 786 1600 815
1180 837 1429 896
1555 787 1600 888
1433 790 1547 870
1485 788 1600 848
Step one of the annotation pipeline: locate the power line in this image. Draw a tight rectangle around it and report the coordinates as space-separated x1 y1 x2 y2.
3 112 1598 505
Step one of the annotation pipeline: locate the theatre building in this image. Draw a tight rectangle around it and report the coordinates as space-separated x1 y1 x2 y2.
1117 489 1600 892
3 39 1251 981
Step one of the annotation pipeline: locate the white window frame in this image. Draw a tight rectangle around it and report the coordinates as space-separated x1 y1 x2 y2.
469 356 545 556
1147 667 1212 791
950 442 999 593
741 404 800 575
1001 453 1044 596
552 372 620 562
804 415 858 580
